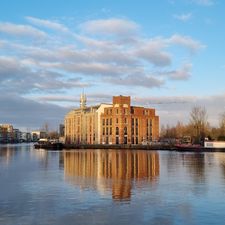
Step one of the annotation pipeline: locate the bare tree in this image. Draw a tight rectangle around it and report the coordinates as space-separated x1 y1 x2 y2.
189 106 208 144
218 112 225 139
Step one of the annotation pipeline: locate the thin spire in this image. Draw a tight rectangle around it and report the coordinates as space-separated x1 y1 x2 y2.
80 92 87 110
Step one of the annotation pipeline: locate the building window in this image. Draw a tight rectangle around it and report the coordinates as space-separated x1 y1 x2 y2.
116 127 119 135
110 127 112 135
116 108 119 114
150 119 152 126
124 136 127 144
136 118 138 126
116 136 119 144
132 127 134 135
136 137 138 144
110 118 112 125
102 119 105 126
103 127 105 135
124 127 127 135
136 127 138 135
106 119 108 126
106 127 108 135
131 108 134 114
132 118 134 126
116 118 119 124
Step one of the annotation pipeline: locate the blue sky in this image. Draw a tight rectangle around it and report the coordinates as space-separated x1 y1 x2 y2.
0 0 225 130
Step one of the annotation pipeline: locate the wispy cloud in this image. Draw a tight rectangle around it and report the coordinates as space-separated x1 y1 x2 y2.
174 13 192 22
164 63 192 80
26 16 69 32
0 22 47 38
169 34 205 53
80 18 139 36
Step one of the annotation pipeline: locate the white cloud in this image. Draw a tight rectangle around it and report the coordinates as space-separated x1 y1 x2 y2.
135 38 172 67
106 74 164 88
169 34 205 53
26 16 69 32
0 56 89 94
0 22 47 38
164 63 192 80
174 13 192 22
81 18 139 36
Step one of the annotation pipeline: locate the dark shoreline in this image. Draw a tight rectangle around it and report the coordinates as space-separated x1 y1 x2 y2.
62 144 225 152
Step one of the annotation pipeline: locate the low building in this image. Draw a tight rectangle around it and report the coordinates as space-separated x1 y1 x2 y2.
31 131 47 142
14 129 23 143
0 124 14 143
21 132 32 142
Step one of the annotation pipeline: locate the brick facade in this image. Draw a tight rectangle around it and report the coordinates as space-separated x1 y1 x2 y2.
101 96 159 144
64 95 159 145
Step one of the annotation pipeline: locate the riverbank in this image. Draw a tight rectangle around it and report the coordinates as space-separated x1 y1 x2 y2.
63 143 173 150
63 143 225 152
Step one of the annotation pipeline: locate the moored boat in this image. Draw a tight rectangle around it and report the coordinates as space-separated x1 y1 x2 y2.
174 143 203 151
34 138 63 150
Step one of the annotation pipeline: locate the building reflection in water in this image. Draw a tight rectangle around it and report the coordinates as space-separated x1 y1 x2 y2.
63 150 159 201
0 146 13 165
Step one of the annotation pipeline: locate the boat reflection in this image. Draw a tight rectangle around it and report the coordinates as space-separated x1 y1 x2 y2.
62 150 159 201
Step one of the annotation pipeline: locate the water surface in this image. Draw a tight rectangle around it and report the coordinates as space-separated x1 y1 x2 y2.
1 144 225 225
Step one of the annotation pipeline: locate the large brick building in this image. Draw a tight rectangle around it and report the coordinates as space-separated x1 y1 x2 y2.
64 94 159 145
101 95 159 144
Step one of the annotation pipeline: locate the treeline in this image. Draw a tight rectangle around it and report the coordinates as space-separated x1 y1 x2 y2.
160 106 225 143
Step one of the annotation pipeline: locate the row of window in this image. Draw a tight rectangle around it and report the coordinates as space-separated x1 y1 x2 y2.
105 108 129 115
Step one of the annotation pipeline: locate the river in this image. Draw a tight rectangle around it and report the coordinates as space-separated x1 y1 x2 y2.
1 144 225 225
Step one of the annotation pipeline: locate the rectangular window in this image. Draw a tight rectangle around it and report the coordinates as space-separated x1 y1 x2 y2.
124 137 127 144
136 137 138 144
102 119 105 126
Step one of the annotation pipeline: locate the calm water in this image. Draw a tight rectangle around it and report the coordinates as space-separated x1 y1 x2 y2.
1 144 225 225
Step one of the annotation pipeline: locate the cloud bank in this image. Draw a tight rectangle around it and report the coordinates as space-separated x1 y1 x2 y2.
0 16 207 129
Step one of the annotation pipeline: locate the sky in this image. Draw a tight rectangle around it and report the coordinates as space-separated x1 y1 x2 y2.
0 0 225 131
